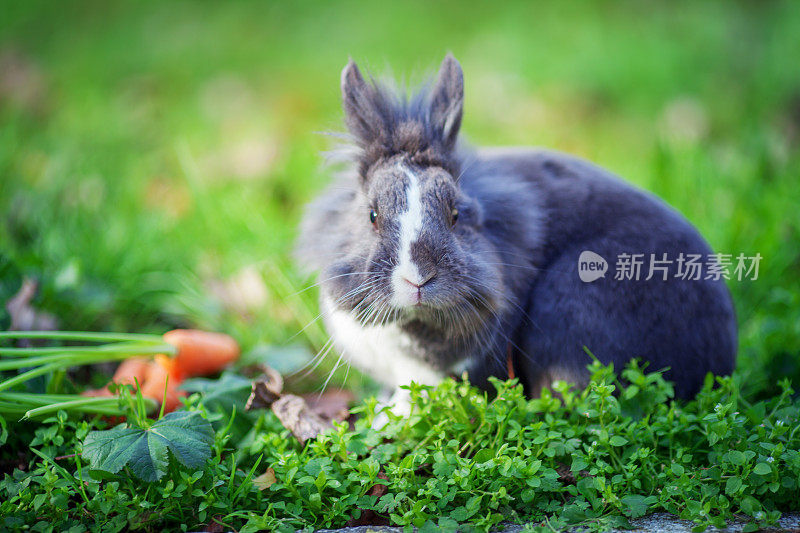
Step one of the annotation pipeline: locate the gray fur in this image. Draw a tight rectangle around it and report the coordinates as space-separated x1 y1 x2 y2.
296 55 737 399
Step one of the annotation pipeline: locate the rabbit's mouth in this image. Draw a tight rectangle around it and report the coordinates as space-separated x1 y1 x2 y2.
396 296 497 333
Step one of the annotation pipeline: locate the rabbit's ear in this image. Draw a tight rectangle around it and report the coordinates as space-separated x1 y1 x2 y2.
341 59 382 145
430 53 464 149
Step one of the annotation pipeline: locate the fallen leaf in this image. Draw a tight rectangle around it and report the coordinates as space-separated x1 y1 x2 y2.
245 365 284 411
301 388 354 422
271 394 331 445
253 467 277 490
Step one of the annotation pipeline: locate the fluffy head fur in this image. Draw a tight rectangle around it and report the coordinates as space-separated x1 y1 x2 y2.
340 54 464 178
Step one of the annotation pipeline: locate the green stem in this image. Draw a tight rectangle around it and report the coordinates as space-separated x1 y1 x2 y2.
0 344 175 371
0 392 97 404
0 331 164 343
25 396 158 419
0 397 131 417
23 397 126 419
0 352 127 371
0 362 63 393
0 342 177 358
0 402 29 414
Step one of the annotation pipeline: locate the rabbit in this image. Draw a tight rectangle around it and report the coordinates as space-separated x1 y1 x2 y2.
296 54 737 414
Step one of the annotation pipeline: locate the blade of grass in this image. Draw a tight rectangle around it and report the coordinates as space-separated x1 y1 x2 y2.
232 453 263 505
158 375 168 420
29 448 89 503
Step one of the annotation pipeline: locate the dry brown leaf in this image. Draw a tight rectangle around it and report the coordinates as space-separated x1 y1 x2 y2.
301 388 355 422
271 394 331 445
253 467 277 491
245 365 284 411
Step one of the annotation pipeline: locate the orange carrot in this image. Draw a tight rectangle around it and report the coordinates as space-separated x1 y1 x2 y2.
81 387 113 398
81 330 237 415
81 357 150 399
161 329 240 380
111 357 152 386
140 361 185 413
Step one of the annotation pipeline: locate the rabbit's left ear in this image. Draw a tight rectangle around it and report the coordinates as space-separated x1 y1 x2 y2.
430 53 464 149
341 59 383 145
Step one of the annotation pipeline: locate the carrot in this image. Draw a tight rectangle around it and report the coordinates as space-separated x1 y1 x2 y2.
81 357 152 399
111 357 151 386
81 387 113 398
81 329 237 415
82 359 184 413
161 329 239 380
139 361 185 413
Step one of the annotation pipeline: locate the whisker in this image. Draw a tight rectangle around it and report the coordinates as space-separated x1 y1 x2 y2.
289 270 376 298
288 337 335 378
317 350 345 397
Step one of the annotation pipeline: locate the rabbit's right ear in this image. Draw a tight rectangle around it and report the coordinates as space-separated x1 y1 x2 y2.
430 54 464 150
341 59 382 145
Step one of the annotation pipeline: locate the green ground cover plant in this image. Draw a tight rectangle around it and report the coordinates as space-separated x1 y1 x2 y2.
2 361 799 532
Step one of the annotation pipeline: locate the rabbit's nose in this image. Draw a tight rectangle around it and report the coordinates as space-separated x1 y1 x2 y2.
403 270 436 288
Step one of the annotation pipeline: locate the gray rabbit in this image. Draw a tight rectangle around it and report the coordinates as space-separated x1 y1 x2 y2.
296 54 737 412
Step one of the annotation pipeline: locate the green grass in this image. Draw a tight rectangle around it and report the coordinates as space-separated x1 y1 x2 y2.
1 0 800 465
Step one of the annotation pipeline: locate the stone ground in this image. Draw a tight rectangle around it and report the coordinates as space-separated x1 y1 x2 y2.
316 513 800 533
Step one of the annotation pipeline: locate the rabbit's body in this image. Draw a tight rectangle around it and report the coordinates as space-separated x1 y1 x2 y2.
460 147 737 398
297 55 736 407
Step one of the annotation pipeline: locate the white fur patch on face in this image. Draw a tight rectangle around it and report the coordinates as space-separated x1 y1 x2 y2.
391 167 424 307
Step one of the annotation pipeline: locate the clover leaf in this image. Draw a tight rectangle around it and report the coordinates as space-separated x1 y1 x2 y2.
82 410 214 482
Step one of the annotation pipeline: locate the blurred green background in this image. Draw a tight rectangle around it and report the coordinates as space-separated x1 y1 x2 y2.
1 0 799 397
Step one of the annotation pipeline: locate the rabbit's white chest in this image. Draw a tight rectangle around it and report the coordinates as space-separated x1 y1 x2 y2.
321 296 445 389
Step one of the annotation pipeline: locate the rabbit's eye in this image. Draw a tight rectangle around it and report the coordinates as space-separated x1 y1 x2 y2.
369 209 378 225
451 208 459 225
